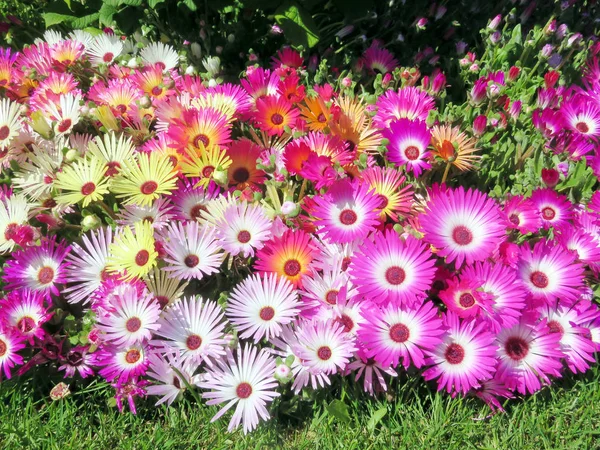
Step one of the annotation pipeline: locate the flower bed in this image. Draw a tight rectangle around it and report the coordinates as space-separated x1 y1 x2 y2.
0 10 599 435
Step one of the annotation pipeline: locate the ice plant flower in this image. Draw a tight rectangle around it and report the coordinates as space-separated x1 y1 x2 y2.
216 202 272 258
255 96 299 136
0 329 25 379
383 118 432 177
430 125 480 175
0 290 51 344
96 343 150 383
54 156 111 207
107 221 158 281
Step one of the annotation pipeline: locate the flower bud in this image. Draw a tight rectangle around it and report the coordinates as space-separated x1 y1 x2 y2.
126 57 138 69
341 76 352 88
540 44 553 58
488 14 502 30
281 201 297 215
190 42 202 59
416 17 428 30
489 31 501 45
556 24 568 40
274 364 293 383
431 72 446 94
473 115 487 136
469 63 479 72
541 168 560 188
82 214 102 231
456 41 467 55
65 148 80 162
507 66 521 82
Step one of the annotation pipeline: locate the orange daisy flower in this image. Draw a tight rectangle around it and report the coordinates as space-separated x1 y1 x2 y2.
298 95 331 132
329 96 381 155
430 125 480 175
226 139 267 191
255 96 299 136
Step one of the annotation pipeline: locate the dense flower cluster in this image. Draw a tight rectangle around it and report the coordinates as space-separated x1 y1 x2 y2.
0 25 599 434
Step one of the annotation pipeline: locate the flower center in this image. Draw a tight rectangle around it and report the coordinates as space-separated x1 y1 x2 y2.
81 182 96 196
140 180 158 195
404 145 420 160
237 230 251 244
337 314 354 333
190 204 206 219
459 293 475 308
576 121 590 133
67 351 83 366
259 306 275 321
194 134 210 148
151 86 163 96
541 206 556 220
57 119 72 133
376 194 389 209
186 334 202 350
339 209 358 225
17 316 36 333
236 382 253 399
283 259 301 276
385 266 406 286
0 338 6 357
505 336 529 361
452 225 473 246
530 271 549 289
0 125 10 141
184 254 199 268
103 52 114 63
389 323 410 343
317 113 327 123
37 266 55 285
341 257 351 271
126 317 142 333
444 343 465 364
105 161 121 177
135 249 150 266
232 167 250 183
155 295 169 309
4 222 17 241
317 346 332 360
201 165 214 178
125 349 141 364
547 320 564 335
325 289 338 305
116 104 127 114
271 113 284 125
508 213 520 225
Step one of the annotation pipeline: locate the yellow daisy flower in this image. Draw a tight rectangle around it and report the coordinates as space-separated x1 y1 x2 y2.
180 145 232 188
54 157 111 207
107 221 157 280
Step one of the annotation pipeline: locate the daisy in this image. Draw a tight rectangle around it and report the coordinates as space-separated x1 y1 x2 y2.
330 287 368 335
140 42 179 71
87 33 124 66
107 221 158 281
45 93 81 137
162 221 224 280
357 301 444 369
180 145 232 188
146 350 197 406
227 273 300 343
199 344 280 434
255 229 318 288
143 267 188 309
299 258 353 312
382 118 432 177
96 289 161 347
0 98 23 149
0 193 31 253
226 139 267 191
3 238 70 298
496 317 563 395
0 290 52 344
111 152 178 207
311 179 381 244
419 186 506 268
96 343 150 383
349 231 436 306
59 345 95 379
423 313 497 395
54 157 111 207
556 226 600 267
361 166 413 220
501 195 541 234
430 125 480 176
255 96 299 136
560 96 600 139
154 296 226 365
89 78 142 116
298 95 330 132
0 329 25 379
438 277 494 320
293 319 356 375
329 95 382 155
517 240 584 306
530 188 573 230
374 87 435 128
63 227 113 304
216 202 272 258
471 376 514 413
167 107 231 152
360 42 398 74
346 347 398 396
271 47 303 69
170 178 221 221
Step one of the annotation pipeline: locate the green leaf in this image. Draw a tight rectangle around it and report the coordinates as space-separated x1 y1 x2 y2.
509 24 522 46
178 0 198 11
42 12 75 27
99 3 118 26
149 0 166 7
121 0 143 5
71 13 101 29
326 399 351 423
275 1 320 48
367 407 387 431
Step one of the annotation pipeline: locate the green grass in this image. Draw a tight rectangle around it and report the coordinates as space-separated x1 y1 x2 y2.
2 365 600 450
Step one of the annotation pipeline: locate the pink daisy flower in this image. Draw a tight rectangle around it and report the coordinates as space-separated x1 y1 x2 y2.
96 343 150 384
349 230 436 306
0 329 25 379
346 347 398 396
556 225 600 267
530 188 573 230
423 313 497 395
59 345 95 379
471 376 514 413
360 42 398 74
420 186 506 268
199 344 280 434
374 87 435 128
171 178 221 221
95 289 161 347
438 277 494 320
3 237 71 298
154 296 226 365
517 240 584 306
382 118 432 177
501 195 541 234
358 301 444 369
560 96 600 139
311 179 381 244
255 95 299 136
146 350 197 406
216 202 272 258
227 273 300 343
496 316 563 395
0 290 52 344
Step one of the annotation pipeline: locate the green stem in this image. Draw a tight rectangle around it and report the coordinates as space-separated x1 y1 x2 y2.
97 201 117 221
441 162 452 185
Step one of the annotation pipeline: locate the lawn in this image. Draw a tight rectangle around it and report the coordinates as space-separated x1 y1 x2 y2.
2 365 600 450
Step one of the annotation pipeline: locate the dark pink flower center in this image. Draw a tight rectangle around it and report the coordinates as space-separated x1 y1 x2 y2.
404 145 420 160
271 113 284 125
0 125 10 141
317 345 332 360
103 52 114 63
547 320 564 335
186 334 202 350
237 230 251 244
202 166 214 178
337 314 354 333
194 134 210 148
389 323 410 343
140 181 158 195
385 266 406 286
341 257 351 271
190 204 206 219
126 317 142 333
18 316 35 333
259 306 275 321
125 349 141 364
452 225 473 246
236 382 253 399
81 182 96 196
37 266 55 284
105 161 121 177
530 271 549 289
576 122 589 133
151 86 163 96
459 293 475 308
339 209 358 226
0 338 6 356
317 113 327 123
509 213 520 225
57 119 72 133
155 295 169 309
541 206 556 220
505 336 529 361
444 343 465 364
135 250 150 266
325 290 338 305
283 259 301 276
377 194 389 209
232 167 250 183
184 254 199 268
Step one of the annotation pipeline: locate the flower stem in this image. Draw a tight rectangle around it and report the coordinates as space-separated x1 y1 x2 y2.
441 162 452 185
98 201 117 221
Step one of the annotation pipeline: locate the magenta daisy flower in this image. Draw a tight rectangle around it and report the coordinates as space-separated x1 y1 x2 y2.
171 178 221 221
96 343 150 383
360 42 398 74
423 313 497 395
96 289 161 347
501 195 541 234
293 319 356 375
346 346 398 396
382 118 432 177
517 240 584 306
556 225 600 266
374 87 435 128
358 301 444 369
0 329 25 379
560 96 600 139
3 237 71 298
227 273 300 343
496 316 563 395
0 290 51 344
58 345 95 379
311 179 381 244
420 186 506 268
154 296 226 365
199 344 280 434
216 202 272 258
471 376 514 413
349 230 436 306
162 221 224 280
438 277 494 320
530 188 573 230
